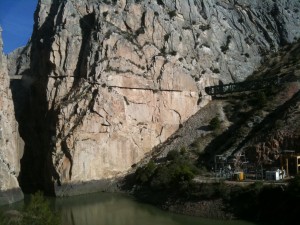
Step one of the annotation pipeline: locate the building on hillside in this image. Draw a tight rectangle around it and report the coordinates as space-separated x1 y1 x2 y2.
280 150 300 176
265 169 286 181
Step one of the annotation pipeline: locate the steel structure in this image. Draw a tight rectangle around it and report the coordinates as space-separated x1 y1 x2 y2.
204 74 298 96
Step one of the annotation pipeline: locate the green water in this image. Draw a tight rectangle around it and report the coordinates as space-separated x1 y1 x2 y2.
52 192 259 225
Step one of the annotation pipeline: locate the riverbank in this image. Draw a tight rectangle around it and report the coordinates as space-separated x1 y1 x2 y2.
131 184 234 221
163 198 233 219
127 175 300 225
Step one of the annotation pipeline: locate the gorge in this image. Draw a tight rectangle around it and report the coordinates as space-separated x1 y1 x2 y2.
0 0 300 205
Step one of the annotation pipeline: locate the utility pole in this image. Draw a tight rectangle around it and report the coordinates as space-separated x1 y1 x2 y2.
286 158 289 177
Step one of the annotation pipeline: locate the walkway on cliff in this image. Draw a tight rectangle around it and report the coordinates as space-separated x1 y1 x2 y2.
9 75 22 80
204 74 298 96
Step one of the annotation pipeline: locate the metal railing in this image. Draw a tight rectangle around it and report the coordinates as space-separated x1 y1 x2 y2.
205 75 287 96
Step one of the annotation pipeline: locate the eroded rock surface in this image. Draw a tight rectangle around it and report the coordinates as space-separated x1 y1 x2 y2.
15 0 300 195
0 28 24 205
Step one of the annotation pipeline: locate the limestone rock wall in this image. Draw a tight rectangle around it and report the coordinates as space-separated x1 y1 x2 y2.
19 0 300 195
7 45 31 76
0 28 24 205
243 85 300 165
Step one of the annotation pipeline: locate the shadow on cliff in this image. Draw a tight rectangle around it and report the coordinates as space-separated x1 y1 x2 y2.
199 89 300 167
73 12 95 84
13 2 97 196
13 0 62 196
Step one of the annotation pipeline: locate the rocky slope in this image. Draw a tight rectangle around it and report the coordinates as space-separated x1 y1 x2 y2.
127 40 300 223
148 39 300 170
11 0 300 196
236 42 300 165
0 28 24 205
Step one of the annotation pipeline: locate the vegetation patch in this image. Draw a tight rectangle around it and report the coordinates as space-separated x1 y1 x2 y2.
0 192 61 225
221 35 232 54
132 171 300 224
168 10 177 18
209 116 222 131
156 0 164 6
134 149 199 200
199 24 210 31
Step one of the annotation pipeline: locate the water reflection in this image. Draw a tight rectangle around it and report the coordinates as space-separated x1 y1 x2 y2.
55 192 258 225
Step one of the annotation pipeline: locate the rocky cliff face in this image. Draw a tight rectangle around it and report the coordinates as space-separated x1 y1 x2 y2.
14 0 300 195
0 28 24 205
241 42 300 164
152 39 300 172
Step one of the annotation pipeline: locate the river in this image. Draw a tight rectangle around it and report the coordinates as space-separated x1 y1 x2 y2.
2 192 260 225
52 192 259 225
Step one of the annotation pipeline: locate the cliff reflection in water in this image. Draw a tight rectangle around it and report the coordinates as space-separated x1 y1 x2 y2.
54 192 257 225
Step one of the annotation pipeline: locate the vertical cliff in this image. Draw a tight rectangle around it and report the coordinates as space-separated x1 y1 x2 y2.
0 27 24 205
14 0 300 196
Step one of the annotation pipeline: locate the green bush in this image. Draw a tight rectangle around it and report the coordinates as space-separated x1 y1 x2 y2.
255 91 267 107
166 150 180 161
227 182 265 219
209 117 221 130
135 160 157 184
0 213 11 225
150 160 196 191
22 192 60 225
0 208 22 225
134 153 198 193
150 166 174 190
288 175 300 198
168 10 177 18
0 192 60 225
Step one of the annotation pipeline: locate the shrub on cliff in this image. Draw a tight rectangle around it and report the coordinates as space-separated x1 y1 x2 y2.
134 151 198 193
209 117 221 130
151 158 196 191
254 91 267 107
135 160 157 185
209 116 223 136
166 150 181 161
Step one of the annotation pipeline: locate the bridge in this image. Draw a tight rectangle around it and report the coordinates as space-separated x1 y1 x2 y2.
204 75 296 96
9 75 23 80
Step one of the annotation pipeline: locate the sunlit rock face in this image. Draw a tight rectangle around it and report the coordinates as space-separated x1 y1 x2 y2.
0 28 24 205
16 0 300 195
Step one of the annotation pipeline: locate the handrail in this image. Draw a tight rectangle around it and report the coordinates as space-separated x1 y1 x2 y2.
204 75 288 96
9 75 23 80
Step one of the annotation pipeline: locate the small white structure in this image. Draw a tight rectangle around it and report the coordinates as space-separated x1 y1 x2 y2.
265 169 285 181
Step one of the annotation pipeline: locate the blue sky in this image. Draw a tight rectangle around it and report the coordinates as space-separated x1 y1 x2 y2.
0 0 38 54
